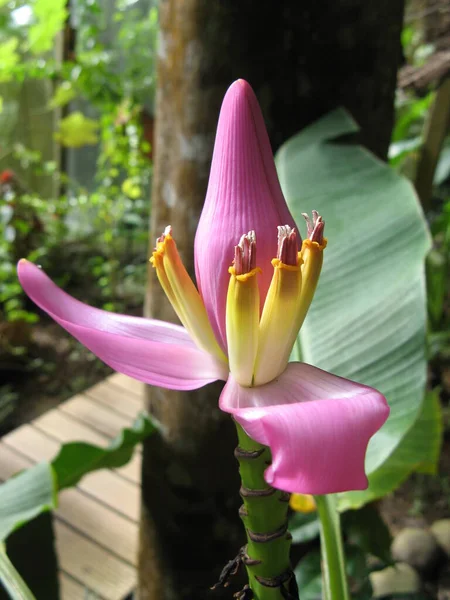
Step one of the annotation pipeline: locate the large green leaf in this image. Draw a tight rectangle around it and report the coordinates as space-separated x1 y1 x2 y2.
53 413 157 489
0 463 56 543
276 109 431 505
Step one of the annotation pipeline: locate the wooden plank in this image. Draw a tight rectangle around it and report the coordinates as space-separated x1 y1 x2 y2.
59 395 132 438
57 489 138 565
33 409 141 484
58 573 89 600
77 470 140 522
0 442 32 479
54 521 136 600
34 409 110 446
3 424 59 462
0 443 138 563
0 443 138 594
108 373 144 398
2 425 140 521
84 381 144 419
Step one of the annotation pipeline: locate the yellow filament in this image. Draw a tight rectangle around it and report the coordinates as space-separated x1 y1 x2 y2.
226 267 260 386
150 234 227 364
253 257 303 386
296 237 327 330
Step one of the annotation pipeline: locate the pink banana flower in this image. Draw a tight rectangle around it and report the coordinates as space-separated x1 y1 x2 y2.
18 80 389 495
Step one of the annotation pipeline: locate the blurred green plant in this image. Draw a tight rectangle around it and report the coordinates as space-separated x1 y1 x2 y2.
0 412 157 599
0 0 157 375
427 198 450 361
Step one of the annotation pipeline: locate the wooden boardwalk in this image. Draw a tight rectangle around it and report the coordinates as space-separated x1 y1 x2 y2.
0 373 145 600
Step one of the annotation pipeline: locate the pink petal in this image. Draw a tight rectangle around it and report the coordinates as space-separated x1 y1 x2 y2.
18 260 228 390
194 79 297 349
220 362 390 494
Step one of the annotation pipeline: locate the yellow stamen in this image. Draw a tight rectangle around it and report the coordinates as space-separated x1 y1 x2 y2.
295 237 328 329
253 256 303 386
150 229 227 364
226 266 260 386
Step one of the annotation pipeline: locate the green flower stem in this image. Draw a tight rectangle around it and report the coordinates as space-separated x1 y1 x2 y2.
0 546 37 600
234 422 295 599
314 494 350 600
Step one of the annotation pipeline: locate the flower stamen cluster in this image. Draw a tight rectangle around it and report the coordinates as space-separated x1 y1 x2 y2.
150 214 326 389
234 231 257 275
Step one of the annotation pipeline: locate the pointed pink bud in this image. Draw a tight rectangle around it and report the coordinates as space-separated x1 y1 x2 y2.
233 231 257 275
194 80 297 350
302 210 325 245
277 225 298 266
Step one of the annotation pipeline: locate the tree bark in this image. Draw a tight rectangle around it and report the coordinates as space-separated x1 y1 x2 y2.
139 1 405 599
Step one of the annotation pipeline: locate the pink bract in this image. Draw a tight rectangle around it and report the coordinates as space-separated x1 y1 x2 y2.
17 260 228 390
194 79 297 350
220 363 390 494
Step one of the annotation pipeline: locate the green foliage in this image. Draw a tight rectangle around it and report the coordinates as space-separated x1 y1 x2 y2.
53 412 157 489
55 112 99 147
0 413 156 598
0 38 19 82
290 502 393 568
276 109 434 507
341 505 392 565
427 198 450 361
0 0 158 370
294 545 375 600
0 462 56 543
48 82 76 108
292 502 394 600
289 512 320 544
28 0 67 54
294 551 322 600
0 413 155 544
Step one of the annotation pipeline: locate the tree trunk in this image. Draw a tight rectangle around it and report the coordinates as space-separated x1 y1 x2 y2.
139 1 405 599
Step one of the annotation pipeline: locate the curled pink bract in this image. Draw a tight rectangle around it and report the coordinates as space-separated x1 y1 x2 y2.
220 362 390 494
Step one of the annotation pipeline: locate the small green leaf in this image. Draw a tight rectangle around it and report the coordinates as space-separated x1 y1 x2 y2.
55 112 99 148
28 0 67 54
48 82 76 109
342 505 393 564
52 413 157 489
0 462 57 542
0 39 20 83
121 178 142 199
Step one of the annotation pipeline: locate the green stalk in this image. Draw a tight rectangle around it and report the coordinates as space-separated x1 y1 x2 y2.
234 422 296 599
314 494 350 600
0 546 37 600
